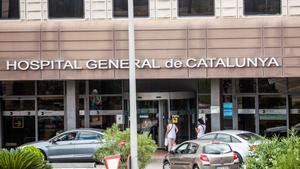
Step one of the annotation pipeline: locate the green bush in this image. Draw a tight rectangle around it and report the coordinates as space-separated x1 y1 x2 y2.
96 124 157 169
22 146 45 161
0 147 52 169
246 130 300 169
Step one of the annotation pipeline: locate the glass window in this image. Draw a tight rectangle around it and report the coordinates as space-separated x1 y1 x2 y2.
0 0 19 19
113 0 149 17
237 133 261 141
198 80 211 93
38 97 64 110
238 97 256 132
89 80 122 94
178 0 214 16
259 78 286 93
216 134 231 143
38 116 64 140
56 132 77 141
203 144 231 154
236 79 256 93
48 0 84 18
244 0 281 15
198 95 211 109
175 143 189 154
199 133 216 140
187 143 198 154
1 81 35 96
259 96 286 109
90 96 122 110
38 81 64 95
231 136 241 143
289 96 300 134
77 80 85 95
78 131 103 141
222 79 232 94
2 100 35 111
288 78 300 94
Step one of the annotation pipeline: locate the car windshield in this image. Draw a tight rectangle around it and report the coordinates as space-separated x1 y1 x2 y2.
237 133 261 141
203 144 231 154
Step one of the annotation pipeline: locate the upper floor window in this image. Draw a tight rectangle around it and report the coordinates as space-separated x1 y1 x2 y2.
244 0 281 15
0 0 19 19
48 0 84 18
113 0 149 18
178 0 214 16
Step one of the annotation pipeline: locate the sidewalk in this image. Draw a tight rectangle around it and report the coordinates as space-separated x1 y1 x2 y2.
52 150 167 169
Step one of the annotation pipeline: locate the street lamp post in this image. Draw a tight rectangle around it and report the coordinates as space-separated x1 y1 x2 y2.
128 0 138 168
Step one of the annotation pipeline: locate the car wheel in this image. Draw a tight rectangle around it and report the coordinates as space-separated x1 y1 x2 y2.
163 161 171 169
193 164 200 169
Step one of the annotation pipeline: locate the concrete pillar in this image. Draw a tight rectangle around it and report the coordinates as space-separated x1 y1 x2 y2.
211 79 221 131
65 81 77 130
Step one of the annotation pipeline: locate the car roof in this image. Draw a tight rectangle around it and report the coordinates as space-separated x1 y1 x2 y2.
64 128 104 133
209 130 254 135
182 139 227 146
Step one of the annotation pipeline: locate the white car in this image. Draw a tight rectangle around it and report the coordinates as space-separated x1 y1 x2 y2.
199 130 261 163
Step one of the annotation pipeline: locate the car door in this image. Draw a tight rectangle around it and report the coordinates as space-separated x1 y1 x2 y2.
180 143 199 169
47 131 77 161
168 142 190 169
74 131 104 161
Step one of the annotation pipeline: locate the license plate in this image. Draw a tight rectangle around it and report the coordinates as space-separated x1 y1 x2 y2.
216 167 229 169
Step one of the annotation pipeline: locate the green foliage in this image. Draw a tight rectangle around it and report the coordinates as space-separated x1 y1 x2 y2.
246 130 300 169
96 124 157 169
22 146 44 161
0 147 52 169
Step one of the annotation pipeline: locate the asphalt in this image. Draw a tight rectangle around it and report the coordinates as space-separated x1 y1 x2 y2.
51 150 167 169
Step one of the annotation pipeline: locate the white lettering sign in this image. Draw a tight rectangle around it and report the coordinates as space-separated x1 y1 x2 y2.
5 57 281 71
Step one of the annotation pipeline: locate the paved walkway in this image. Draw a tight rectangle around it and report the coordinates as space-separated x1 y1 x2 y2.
52 150 167 169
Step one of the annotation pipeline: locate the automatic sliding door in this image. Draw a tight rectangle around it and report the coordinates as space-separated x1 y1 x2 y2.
1 99 36 148
237 96 256 132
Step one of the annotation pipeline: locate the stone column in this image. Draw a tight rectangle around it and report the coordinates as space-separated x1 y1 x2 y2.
211 79 221 131
65 81 77 130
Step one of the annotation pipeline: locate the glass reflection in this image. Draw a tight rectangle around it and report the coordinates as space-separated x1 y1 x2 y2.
258 78 286 93
244 0 281 15
238 97 255 132
113 0 149 17
290 96 300 135
1 81 35 96
89 96 122 110
89 80 122 94
198 80 211 93
288 78 300 94
0 0 20 19
38 81 64 95
2 100 35 111
178 0 214 16
237 79 256 93
48 0 84 18
259 96 287 137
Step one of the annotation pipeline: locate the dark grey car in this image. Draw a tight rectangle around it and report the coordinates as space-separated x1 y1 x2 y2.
20 128 105 162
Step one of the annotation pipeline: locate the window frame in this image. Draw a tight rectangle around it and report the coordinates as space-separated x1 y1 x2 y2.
0 0 21 20
47 0 85 19
112 0 150 19
243 0 282 16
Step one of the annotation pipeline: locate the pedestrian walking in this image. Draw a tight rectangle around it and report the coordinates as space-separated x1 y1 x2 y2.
165 119 178 152
195 118 206 139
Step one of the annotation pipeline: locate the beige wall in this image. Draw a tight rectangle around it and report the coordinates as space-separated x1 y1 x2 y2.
0 18 300 80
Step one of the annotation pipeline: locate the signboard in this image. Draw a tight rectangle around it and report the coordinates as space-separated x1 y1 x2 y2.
5 57 280 71
211 106 220 114
116 114 124 124
223 102 233 119
104 154 121 169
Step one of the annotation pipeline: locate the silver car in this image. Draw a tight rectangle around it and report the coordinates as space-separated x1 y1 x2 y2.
20 128 105 162
163 140 239 169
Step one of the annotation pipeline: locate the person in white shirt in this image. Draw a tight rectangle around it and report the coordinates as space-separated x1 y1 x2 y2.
195 118 206 139
166 119 178 152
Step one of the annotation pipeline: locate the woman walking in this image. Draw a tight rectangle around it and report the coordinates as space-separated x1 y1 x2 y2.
166 119 178 152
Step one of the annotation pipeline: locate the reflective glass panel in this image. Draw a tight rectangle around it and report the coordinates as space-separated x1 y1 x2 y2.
0 0 19 19
238 97 255 132
258 78 286 93
89 96 122 110
244 0 281 15
37 81 64 95
1 100 35 111
236 79 256 93
38 97 64 110
113 0 149 17
222 79 232 94
198 95 210 109
89 80 122 94
1 81 35 96
48 0 84 18
288 78 300 94
178 0 214 16
290 96 300 134
198 80 211 93
259 95 287 137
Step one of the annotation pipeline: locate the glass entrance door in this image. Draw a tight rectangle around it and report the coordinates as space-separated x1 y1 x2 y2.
137 100 168 148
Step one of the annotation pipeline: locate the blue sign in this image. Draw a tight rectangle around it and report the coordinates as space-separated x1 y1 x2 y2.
223 102 233 119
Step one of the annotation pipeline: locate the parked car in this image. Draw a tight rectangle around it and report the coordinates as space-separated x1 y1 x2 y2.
198 130 261 164
264 123 300 137
163 140 239 169
19 128 105 162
